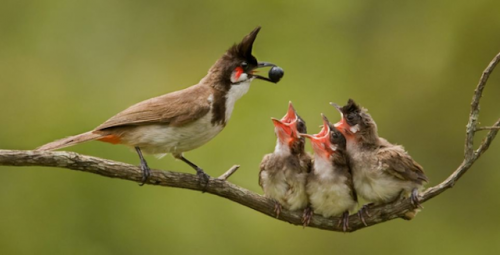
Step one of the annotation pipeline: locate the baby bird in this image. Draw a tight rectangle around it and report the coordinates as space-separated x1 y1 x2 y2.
332 99 428 214
259 102 312 217
301 114 357 231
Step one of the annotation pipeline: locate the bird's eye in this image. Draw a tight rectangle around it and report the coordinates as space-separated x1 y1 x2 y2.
241 62 248 69
297 121 306 133
346 113 357 122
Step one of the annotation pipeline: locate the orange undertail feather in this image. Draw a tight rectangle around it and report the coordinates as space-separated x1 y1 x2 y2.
97 134 121 144
36 131 111 151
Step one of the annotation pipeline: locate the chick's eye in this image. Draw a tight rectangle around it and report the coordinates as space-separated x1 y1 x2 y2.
297 121 305 132
241 62 248 69
347 113 357 122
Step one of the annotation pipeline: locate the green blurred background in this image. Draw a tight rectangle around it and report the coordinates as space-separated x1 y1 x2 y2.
1 1 500 254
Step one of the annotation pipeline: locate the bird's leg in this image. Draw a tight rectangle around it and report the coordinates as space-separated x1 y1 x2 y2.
410 188 423 209
273 201 282 218
135 147 151 186
337 211 350 232
357 210 368 227
178 155 210 191
302 205 313 227
356 203 374 226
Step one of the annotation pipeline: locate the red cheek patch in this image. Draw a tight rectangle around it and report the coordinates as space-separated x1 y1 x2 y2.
234 66 244 81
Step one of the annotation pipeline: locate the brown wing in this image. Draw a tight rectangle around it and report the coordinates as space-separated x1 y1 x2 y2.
377 146 428 184
96 84 212 130
258 154 272 188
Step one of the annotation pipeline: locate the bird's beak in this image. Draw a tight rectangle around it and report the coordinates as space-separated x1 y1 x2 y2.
300 115 331 149
297 132 314 140
330 102 343 116
271 102 299 142
330 102 349 135
334 118 348 134
283 101 297 123
272 117 296 143
252 61 277 83
271 117 285 127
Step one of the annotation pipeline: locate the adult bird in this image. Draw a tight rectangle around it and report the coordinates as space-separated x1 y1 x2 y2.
37 27 281 186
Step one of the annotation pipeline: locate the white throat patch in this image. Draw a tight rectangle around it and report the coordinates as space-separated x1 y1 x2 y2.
330 144 338 152
350 124 360 134
230 71 249 83
225 79 252 121
274 138 291 156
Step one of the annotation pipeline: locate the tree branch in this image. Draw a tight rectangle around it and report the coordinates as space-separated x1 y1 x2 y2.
465 52 500 159
1 52 499 232
475 125 500 131
217 165 240 180
0 149 417 232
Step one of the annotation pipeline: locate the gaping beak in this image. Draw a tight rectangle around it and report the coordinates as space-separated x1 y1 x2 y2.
272 117 296 143
252 61 278 83
272 102 299 141
333 118 348 134
271 101 300 144
283 101 297 123
299 115 335 156
330 102 348 134
271 117 285 127
330 102 343 115
299 114 330 145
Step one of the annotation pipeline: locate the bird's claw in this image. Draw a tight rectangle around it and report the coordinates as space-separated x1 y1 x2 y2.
337 211 350 232
356 203 374 226
410 188 423 209
138 162 151 186
196 168 210 192
357 210 368 227
302 206 313 228
273 201 282 218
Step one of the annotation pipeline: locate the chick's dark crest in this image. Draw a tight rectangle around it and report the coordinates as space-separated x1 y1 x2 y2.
332 99 428 212
334 99 378 146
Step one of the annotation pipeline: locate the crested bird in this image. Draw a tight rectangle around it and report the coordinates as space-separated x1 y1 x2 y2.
259 102 312 217
37 26 281 186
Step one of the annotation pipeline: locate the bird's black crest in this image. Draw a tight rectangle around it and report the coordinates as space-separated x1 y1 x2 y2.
341 98 361 115
227 26 260 64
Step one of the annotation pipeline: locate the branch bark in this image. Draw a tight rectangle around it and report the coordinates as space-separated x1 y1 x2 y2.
1 52 499 232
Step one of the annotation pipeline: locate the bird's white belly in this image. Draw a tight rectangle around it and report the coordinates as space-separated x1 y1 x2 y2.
348 143 419 203
120 80 251 156
260 170 309 211
353 165 410 203
307 176 356 217
121 113 223 155
260 171 289 205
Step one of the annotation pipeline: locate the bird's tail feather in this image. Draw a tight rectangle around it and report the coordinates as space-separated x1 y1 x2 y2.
37 131 104 151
